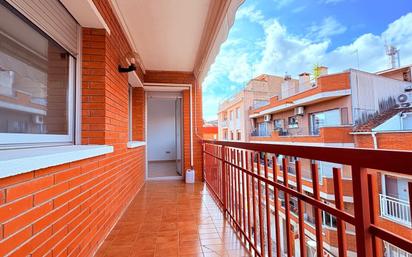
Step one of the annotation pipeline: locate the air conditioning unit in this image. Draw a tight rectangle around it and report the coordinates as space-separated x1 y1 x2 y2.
263 114 271 122
32 115 44 124
294 106 305 116
397 92 412 107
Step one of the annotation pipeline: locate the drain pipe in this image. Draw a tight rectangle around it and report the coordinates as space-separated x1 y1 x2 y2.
351 131 379 149
190 84 194 167
371 132 378 149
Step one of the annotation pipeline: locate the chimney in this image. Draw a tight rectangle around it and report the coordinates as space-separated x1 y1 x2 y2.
299 72 310 85
318 66 328 76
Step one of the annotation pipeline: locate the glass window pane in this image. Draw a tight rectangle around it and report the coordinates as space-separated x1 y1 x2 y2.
0 4 70 135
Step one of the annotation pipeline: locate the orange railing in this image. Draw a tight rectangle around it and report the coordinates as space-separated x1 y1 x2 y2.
202 140 412 257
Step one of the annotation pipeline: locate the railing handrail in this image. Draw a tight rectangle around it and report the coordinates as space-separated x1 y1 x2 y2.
203 140 412 175
380 194 411 205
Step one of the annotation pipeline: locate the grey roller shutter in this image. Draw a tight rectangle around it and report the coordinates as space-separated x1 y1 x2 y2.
5 0 79 55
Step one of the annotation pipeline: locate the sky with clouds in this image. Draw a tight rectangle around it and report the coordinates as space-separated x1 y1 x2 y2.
202 0 412 121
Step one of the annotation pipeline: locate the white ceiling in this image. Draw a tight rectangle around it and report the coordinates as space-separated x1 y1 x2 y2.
111 0 212 72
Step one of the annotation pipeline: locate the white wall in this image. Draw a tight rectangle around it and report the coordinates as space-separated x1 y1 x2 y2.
147 96 179 161
350 69 412 125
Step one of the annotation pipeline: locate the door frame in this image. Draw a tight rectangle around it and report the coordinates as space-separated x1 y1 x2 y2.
144 83 191 180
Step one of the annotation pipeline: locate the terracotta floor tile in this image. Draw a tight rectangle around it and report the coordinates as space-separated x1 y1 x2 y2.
94 181 251 257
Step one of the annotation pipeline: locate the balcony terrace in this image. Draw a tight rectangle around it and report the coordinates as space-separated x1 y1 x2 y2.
202 140 412 257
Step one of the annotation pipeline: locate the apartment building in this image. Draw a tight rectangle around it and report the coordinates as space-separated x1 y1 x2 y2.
248 67 412 257
218 74 287 141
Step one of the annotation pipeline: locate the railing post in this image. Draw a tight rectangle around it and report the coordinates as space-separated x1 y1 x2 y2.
368 173 383 257
352 166 373 257
221 145 227 214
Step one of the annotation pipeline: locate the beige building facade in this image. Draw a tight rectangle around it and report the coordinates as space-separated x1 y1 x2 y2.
217 74 289 141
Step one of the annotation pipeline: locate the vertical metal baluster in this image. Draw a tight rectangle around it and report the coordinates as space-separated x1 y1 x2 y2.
257 153 265 257
352 166 373 257
241 150 247 240
264 153 273 257
246 152 252 244
333 168 347 257
237 149 242 231
272 156 281 257
311 162 323 257
283 158 292 257
296 160 306 257
251 152 258 255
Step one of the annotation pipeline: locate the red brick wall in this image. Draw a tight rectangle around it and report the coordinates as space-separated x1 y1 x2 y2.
0 148 145 257
0 0 146 256
132 87 145 141
355 132 412 150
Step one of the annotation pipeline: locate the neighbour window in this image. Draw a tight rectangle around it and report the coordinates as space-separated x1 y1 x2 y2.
236 107 240 119
322 210 337 228
257 122 269 136
288 116 298 128
309 109 341 135
223 130 228 140
401 112 412 130
230 111 233 121
273 119 284 130
253 99 269 109
237 131 241 140
230 131 234 140
0 4 75 147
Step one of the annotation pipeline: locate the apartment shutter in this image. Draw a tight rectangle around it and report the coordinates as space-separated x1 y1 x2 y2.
5 0 79 55
340 107 349 125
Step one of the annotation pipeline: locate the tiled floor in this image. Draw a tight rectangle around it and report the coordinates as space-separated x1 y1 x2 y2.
94 181 251 257
148 161 182 178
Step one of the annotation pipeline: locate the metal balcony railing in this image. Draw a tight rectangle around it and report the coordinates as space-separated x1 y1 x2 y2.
202 140 412 257
380 194 411 227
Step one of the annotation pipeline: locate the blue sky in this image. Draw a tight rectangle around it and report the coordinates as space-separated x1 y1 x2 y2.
202 0 412 121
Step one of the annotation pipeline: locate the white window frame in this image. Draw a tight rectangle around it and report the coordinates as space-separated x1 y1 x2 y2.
0 6 76 148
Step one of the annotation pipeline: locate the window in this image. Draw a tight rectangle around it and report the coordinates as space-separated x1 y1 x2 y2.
273 119 284 130
229 111 233 121
401 112 412 130
309 109 341 135
0 4 75 147
235 107 240 119
322 210 337 228
253 99 269 109
237 131 241 140
288 116 298 128
223 130 228 140
230 131 234 140
257 122 269 136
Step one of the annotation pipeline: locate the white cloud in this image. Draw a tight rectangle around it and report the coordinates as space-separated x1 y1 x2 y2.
236 5 265 24
202 11 412 120
255 13 412 76
319 0 345 4
254 19 330 76
273 0 294 8
307 16 347 41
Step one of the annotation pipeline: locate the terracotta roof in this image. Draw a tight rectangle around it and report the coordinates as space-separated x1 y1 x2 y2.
354 107 412 132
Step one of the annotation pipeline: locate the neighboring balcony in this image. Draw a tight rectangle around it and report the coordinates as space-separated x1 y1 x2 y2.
380 194 411 227
219 119 228 128
250 126 353 144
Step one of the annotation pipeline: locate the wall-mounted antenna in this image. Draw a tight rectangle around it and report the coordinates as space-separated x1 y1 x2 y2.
385 43 400 69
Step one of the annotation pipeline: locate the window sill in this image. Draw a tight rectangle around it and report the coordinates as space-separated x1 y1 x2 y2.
127 141 146 149
0 145 113 179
